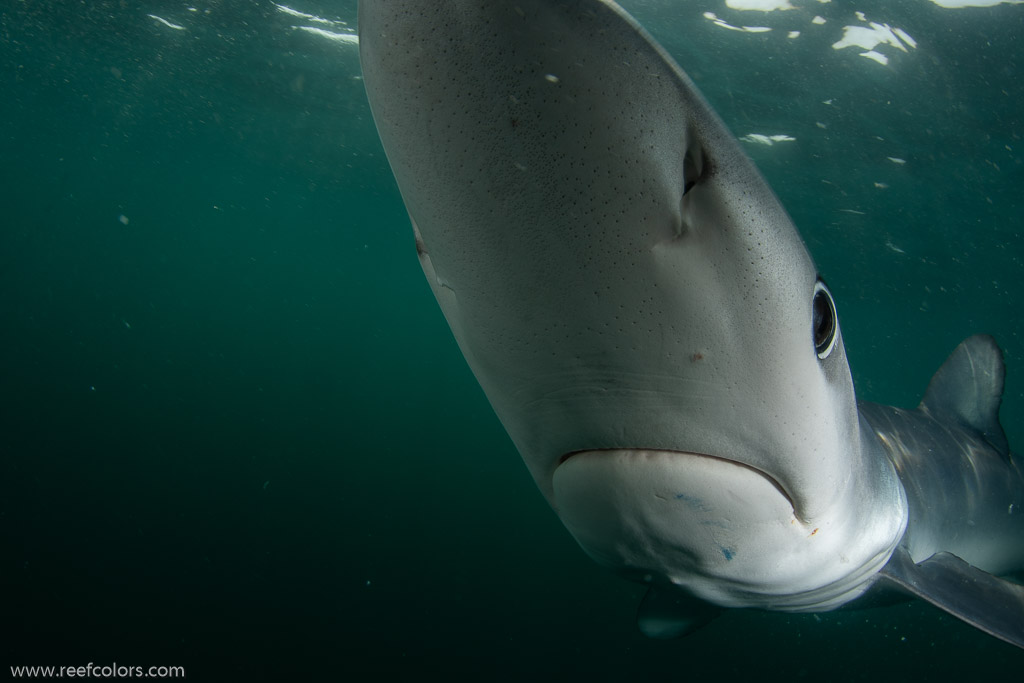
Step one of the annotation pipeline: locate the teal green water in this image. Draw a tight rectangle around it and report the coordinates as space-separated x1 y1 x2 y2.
3 1 1022 680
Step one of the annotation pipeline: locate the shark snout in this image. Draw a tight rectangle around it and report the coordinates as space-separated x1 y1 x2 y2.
552 449 802 591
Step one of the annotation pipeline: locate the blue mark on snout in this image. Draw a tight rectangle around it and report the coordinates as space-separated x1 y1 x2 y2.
721 547 734 561
674 492 714 514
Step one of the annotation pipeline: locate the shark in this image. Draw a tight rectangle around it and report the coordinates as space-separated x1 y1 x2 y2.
358 0 1024 646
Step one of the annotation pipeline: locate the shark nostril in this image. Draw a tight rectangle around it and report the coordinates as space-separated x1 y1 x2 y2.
682 143 704 196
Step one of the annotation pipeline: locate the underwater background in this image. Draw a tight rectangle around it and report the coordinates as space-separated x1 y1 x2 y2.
3 0 1022 680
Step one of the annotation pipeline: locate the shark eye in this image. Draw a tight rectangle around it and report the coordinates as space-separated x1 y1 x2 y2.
812 280 838 360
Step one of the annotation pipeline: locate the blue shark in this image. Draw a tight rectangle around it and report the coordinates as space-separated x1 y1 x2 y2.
358 0 1024 646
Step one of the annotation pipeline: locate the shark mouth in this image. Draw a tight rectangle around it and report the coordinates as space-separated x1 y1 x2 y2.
551 449 803 593
557 448 796 512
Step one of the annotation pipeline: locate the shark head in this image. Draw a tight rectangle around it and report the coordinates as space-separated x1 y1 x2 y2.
360 0 906 612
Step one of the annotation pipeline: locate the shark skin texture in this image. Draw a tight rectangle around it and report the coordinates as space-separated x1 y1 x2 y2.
358 0 1024 647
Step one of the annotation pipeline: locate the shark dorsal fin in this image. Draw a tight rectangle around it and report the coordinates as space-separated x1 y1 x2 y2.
919 334 1009 458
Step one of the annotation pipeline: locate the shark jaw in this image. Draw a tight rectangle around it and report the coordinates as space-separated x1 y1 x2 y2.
552 448 902 612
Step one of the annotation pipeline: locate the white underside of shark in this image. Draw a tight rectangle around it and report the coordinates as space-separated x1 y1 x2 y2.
358 0 1024 647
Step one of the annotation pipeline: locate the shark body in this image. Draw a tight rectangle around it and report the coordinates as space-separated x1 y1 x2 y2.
358 0 1024 646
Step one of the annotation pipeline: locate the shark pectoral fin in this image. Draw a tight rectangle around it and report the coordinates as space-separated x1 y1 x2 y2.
879 546 1024 649
637 586 721 639
920 334 1010 458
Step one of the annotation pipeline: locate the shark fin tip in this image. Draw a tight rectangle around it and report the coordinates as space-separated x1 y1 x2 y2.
637 586 721 639
920 334 1009 458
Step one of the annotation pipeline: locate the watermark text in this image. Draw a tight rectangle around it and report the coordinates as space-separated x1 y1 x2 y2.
10 663 184 679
